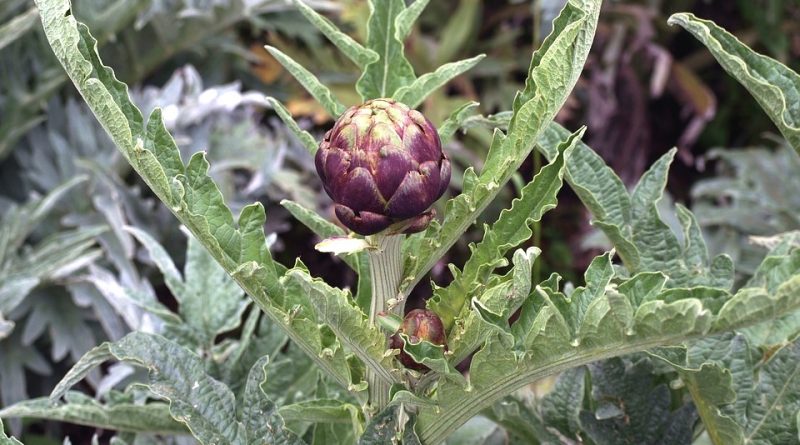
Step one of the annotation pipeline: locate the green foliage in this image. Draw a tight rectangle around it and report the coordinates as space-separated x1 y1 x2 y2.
402 0 602 300
653 333 800 445
538 124 734 289
487 358 697 445
21 0 800 444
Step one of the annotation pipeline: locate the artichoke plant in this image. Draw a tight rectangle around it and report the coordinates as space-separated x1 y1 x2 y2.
315 99 451 235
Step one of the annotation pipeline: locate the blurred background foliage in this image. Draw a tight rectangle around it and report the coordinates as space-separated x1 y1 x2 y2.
1 0 799 442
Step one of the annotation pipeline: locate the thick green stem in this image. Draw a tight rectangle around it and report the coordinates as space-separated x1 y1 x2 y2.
366 234 404 411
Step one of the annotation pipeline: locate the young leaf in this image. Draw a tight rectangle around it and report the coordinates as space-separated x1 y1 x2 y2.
669 13 800 153
401 0 601 298
393 55 486 108
290 0 378 68
438 102 480 144
356 0 417 100
414 243 800 444
394 0 430 42
264 46 347 118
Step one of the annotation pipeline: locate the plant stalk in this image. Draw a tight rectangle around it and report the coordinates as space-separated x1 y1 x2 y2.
366 234 404 412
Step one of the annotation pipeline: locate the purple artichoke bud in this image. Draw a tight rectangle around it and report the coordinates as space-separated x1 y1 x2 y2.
389 309 447 371
315 99 451 235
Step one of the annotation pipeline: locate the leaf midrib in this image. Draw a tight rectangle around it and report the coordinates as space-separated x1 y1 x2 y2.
744 357 800 443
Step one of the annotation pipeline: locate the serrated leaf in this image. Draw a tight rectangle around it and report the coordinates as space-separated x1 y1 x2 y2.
356 0 417 100
538 124 734 289
34 0 362 398
579 358 696 445
396 333 464 385
653 332 800 445
402 0 600 298
428 128 580 331
0 419 23 445
669 13 800 153
448 247 540 364
265 46 346 118
393 55 485 108
415 242 800 444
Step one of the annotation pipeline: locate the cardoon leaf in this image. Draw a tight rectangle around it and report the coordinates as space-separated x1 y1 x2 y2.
427 127 580 331
394 0 430 41
438 101 480 144
50 332 245 444
240 356 304 445
653 332 800 445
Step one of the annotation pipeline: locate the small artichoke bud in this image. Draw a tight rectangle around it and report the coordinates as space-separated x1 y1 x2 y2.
315 99 451 235
390 309 447 371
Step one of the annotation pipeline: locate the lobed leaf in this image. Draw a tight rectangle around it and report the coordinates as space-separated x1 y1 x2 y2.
401 0 601 298
652 332 800 445
394 0 430 42
414 241 800 444
437 102 480 145
538 124 734 289
240 356 304 445
285 269 398 387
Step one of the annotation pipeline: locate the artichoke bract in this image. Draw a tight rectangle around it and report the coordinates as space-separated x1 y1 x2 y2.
315 99 451 235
